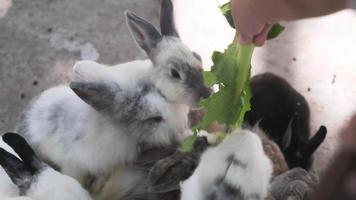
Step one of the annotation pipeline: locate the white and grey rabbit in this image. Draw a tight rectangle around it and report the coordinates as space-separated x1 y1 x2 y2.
16 0 209 195
0 133 91 200
181 129 273 200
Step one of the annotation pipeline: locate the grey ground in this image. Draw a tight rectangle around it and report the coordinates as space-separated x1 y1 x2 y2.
0 0 159 131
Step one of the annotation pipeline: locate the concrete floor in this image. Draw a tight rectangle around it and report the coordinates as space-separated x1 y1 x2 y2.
1 0 356 175
0 0 159 131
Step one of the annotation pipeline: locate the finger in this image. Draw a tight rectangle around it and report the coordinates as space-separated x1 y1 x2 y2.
254 24 272 46
239 21 268 45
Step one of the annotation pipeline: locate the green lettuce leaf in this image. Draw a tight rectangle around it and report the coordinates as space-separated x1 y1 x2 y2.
181 1 285 152
194 43 253 131
180 134 198 153
267 24 285 40
220 2 235 28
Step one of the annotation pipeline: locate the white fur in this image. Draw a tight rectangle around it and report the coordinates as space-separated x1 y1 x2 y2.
18 5 204 198
0 168 91 200
22 80 188 180
154 37 201 68
181 129 273 200
18 56 191 199
26 168 91 200
23 86 134 181
73 60 152 90
0 140 91 200
152 37 203 105
3 197 32 200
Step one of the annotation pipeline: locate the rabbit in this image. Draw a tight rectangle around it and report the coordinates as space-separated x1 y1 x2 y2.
16 0 209 196
180 129 273 200
243 72 327 170
269 168 318 200
188 108 288 177
0 133 91 200
251 126 289 177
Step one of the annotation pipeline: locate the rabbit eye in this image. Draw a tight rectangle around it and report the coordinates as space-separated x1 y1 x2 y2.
170 69 181 80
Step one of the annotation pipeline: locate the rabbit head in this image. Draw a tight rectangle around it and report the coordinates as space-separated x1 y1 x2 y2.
125 0 210 106
0 133 91 200
282 119 327 170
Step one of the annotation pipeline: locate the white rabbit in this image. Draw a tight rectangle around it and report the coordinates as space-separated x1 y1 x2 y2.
16 0 209 195
0 133 91 200
181 129 273 200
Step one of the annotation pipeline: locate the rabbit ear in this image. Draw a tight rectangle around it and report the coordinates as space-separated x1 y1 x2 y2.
282 119 293 150
125 10 162 56
2 133 43 174
72 60 112 82
192 52 202 62
70 81 117 112
0 148 32 192
160 0 179 37
302 126 327 159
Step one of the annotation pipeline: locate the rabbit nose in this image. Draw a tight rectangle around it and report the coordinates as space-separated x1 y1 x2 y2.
198 86 211 99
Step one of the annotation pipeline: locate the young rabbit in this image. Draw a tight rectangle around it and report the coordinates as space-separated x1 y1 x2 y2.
244 73 327 170
251 126 289 177
270 168 318 200
180 129 273 200
16 0 209 196
0 133 91 200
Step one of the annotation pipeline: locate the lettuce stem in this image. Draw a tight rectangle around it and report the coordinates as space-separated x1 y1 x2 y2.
230 42 255 132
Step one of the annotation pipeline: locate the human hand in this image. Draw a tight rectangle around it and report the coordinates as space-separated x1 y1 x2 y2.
231 0 282 46
231 0 348 46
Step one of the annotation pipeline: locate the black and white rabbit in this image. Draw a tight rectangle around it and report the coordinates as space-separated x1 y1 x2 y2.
0 133 91 200
181 129 273 200
244 73 327 170
16 0 209 197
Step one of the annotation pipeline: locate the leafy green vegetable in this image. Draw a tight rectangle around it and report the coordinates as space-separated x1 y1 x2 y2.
194 43 253 131
220 2 235 28
180 133 198 153
203 71 217 87
267 24 285 40
181 1 285 151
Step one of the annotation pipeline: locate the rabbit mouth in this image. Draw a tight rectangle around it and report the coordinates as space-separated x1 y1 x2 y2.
187 92 202 108
188 86 211 106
